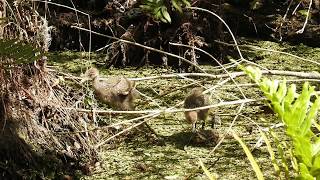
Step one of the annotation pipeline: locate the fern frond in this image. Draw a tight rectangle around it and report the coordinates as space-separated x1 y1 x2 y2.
0 39 42 65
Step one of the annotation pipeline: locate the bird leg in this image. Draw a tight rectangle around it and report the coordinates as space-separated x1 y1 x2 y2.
202 120 206 130
142 121 161 139
192 123 197 133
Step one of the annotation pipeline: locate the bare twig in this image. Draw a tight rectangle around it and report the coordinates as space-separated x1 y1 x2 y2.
296 0 312 34
209 102 246 155
70 26 206 73
278 0 294 41
188 7 244 60
130 70 320 81
55 68 320 82
64 98 258 115
94 112 159 148
215 40 320 66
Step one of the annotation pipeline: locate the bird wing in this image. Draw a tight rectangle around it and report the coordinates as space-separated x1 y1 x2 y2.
95 76 134 96
113 77 134 95
94 78 117 94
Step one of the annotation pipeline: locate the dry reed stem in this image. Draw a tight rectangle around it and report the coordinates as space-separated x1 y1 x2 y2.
64 98 258 115
54 69 320 82
215 40 320 66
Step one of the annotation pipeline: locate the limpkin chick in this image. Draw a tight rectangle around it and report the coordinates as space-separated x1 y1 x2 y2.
184 87 209 132
81 67 139 110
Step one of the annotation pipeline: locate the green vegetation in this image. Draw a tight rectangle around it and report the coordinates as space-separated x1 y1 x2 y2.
2 0 320 178
0 39 43 66
243 65 320 179
140 0 191 23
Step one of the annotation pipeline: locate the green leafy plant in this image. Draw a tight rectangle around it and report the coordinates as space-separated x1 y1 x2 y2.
171 0 191 13
242 65 320 179
0 39 43 66
140 0 191 23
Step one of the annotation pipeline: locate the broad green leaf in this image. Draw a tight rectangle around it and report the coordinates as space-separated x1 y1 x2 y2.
312 138 320 157
172 0 182 13
273 103 284 119
276 79 287 103
294 137 312 167
140 5 152 11
181 0 191 7
310 155 320 177
299 93 316 136
161 6 171 23
260 78 271 96
298 10 310 17
306 97 320 134
250 66 262 83
159 17 168 23
154 6 162 13
284 84 296 113
270 80 279 96
241 65 320 180
260 129 280 174
298 163 314 180
292 83 312 129
244 66 261 83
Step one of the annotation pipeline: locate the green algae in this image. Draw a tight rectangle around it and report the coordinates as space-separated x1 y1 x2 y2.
48 40 320 179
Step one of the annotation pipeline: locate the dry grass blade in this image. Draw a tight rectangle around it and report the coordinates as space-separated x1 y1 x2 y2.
232 131 265 180
199 158 217 180
259 129 281 175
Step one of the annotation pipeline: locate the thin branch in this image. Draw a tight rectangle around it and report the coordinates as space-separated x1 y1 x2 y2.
209 102 246 155
215 40 320 66
94 112 159 148
94 85 251 148
129 70 320 81
54 68 320 82
64 98 259 115
296 0 312 34
278 0 294 41
70 26 206 73
188 7 244 60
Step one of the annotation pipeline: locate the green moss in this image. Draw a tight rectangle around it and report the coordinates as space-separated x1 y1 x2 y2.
47 40 320 179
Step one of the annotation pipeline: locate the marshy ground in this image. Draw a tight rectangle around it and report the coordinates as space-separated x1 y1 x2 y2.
48 40 320 179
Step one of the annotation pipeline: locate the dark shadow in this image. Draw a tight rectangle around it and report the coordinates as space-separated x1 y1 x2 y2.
165 129 219 149
0 97 84 179
0 121 40 179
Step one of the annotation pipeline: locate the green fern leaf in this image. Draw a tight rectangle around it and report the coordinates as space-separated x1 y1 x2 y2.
0 39 42 65
172 0 182 13
161 6 171 23
181 0 191 7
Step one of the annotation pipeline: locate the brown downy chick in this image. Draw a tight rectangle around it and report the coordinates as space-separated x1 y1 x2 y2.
184 87 209 132
81 67 139 110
